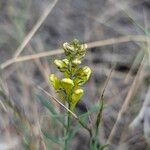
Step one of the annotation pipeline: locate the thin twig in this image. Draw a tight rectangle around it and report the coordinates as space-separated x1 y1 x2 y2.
94 68 113 147
1 35 150 69
13 0 58 58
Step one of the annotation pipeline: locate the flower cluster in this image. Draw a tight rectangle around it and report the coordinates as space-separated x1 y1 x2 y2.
49 39 91 110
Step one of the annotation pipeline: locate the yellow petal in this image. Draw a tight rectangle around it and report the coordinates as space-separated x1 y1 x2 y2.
49 74 60 90
63 43 74 52
61 78 74 94
72 59 81 65
83 66 91 80
62 59 69 65
54 59 64 68
71 89 84 110
74 66 91 85
54 59 69 72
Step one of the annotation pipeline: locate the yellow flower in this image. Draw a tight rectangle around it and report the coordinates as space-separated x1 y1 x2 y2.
71 89 84 110
62 59 69 65
82 66 91 80
74 66 91 85
63 43 75 57
61 78 74 94
49 40 91 109
49 74 61 90
81 44 87 50
63 43 74 52
78 44 87 58
54 59 69 72
72 59 81 65
54 59 63 68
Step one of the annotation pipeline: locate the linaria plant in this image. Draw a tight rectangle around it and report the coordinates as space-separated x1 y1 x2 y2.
49 39 107 150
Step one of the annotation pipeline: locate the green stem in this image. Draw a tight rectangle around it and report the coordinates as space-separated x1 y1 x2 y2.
77 118 93 149
78 119 92 137
92 97 104 149
90 136 93 150
64 60 73 150
64 104 71 150
95 98 104 137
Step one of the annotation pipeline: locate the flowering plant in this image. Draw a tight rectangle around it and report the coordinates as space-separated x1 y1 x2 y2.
49 39 91 111
48 39 108 150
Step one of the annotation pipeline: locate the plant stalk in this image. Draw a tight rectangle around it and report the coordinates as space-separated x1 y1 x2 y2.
64 104 71 150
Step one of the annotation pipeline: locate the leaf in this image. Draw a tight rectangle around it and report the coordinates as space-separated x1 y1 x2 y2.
36 94 65 126
65 124 81 148
69 124 81 140
42 130 63 145
100 144 109 150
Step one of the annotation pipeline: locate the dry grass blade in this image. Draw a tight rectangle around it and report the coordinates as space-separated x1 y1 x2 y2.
124 53 144 83
1 49 63 69
107 56 145 144
125 10 150 83
99 68 114 100
0 100 7 112
13 0 58 58
1 35 150 69
87 35 150 49
95 68 114 139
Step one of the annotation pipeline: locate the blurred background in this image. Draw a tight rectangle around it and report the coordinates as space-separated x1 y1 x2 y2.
0 0 150 149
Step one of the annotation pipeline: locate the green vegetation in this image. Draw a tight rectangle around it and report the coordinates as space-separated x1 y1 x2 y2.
49 39 107 150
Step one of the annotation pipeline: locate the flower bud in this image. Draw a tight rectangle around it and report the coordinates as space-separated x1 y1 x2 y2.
80 44 87 53
49 74 60 90
71 89 84 110
54 59 64 68
72 39 79 46
82 66 91 80
62 59 69 65
72 59 81 65
63 42 75 55
74 66 91 85
61 78 74 94
54 59 68 72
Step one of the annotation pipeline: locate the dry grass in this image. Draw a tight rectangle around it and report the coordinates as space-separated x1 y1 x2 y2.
1 35 150 69
0 0 150 149
107 56 145 144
